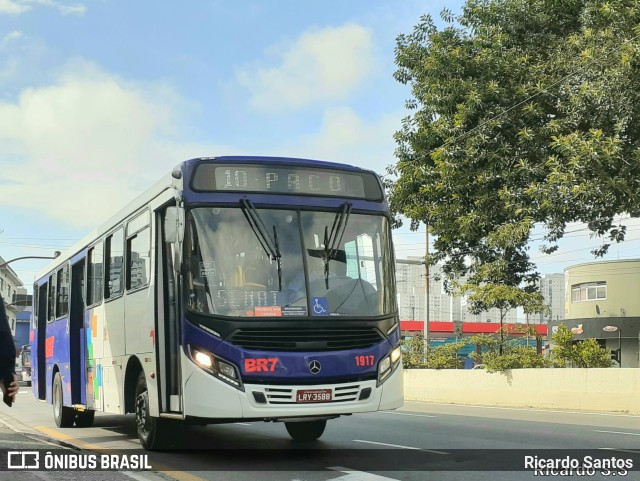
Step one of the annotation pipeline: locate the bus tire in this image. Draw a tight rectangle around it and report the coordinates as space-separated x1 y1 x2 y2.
285 419 327 442
53 372 75 428
75 410 95 428
135 372 166 450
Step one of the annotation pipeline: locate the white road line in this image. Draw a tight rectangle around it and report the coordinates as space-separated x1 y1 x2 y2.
595 430 640 436
599 448 640 454
352 439 449 455
328 466 399 481
234 422 251 426
378 411 436 418
405 400 638 418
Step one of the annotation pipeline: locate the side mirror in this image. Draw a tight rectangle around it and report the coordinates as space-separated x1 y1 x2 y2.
164 207 184 244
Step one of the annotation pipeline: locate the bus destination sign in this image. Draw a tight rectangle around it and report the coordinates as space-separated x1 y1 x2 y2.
192 163 382 199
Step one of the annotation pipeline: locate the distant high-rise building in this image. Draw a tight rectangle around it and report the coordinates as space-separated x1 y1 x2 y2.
396 257 462 322
536 273 565 323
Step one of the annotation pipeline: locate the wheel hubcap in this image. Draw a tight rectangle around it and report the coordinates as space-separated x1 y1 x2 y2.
53 382 60 417
136 391 149 434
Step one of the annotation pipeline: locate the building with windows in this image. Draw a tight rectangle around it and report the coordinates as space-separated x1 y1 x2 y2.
396 257 462 323
536 273 565 324
0 257 24 337
548 259 640 367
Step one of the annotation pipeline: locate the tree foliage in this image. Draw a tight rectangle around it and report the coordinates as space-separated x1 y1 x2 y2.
401 332 468 369
468 327 548 371
402 332 428 368
389 0 640 288
481 345 549 372
551 324 614 367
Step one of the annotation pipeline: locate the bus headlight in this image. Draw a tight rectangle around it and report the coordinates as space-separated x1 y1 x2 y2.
193 349 213 369
390 346 401 364
377 346 401 386
189 346 244 391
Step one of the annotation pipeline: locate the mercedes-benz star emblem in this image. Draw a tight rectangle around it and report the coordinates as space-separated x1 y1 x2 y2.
308 360 321 374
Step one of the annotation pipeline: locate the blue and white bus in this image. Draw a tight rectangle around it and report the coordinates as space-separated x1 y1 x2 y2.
31 156 403 449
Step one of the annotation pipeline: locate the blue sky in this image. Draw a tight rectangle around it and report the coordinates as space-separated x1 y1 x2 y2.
1 0 640 289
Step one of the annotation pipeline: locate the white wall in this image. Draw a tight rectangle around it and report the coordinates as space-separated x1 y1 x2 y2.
404 368 640 414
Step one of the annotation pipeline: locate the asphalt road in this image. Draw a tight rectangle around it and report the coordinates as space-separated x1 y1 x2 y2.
1 384 640 481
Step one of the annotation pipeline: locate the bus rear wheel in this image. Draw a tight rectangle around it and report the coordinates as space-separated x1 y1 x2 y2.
285 420 327 442
135 372 168 450
53 372 75 428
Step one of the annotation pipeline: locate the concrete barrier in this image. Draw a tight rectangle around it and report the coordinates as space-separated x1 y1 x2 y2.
404 368 640 414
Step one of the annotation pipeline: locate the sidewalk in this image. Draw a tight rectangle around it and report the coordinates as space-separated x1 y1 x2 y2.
0 408 172 481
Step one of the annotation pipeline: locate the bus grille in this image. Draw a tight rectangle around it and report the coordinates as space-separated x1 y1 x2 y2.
228 327 384 352
264 384 361 404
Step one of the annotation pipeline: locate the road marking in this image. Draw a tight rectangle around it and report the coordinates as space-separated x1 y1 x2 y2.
328 466 399 480
34 425 208 481
234 422 251 426
352 439 449 455
379 411 436 418
595 430 640 436
599 448 640 454
405 401 638 418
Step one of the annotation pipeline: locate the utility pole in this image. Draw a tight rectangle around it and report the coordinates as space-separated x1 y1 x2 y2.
424 224 430 361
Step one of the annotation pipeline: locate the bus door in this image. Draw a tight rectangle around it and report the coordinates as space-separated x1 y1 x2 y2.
156 207 182 413
35 282 48 400
69 259 86 405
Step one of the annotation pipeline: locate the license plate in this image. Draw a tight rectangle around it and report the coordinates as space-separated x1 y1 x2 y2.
296 389 332 403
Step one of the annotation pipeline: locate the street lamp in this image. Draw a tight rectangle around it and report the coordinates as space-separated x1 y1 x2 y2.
603 325 621 367
0 251 61 269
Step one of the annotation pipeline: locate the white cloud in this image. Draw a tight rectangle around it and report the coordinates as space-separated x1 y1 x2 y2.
0 30 22 49
237 23 376 112
0 61 232 228
284 106 400 176
0 0 30 14
0 0 85 15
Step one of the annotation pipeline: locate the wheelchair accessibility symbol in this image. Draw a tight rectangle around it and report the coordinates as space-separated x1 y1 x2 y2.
312 297 329 316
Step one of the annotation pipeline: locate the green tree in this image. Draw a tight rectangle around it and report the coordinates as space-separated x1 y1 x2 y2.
468 327 548 371
389 0 640 291
402 332 428 368
424 341 468 369
401 332 469 369
461 283 549 353
481 345 549 372
551 324 613 367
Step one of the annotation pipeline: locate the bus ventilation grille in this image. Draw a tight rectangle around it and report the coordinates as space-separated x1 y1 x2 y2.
262 384 361 404
228 328 384 352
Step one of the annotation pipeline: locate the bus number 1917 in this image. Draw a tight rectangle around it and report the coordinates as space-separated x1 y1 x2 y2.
355 355 375 367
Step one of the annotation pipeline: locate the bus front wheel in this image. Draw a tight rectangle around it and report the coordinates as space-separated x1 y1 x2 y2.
285 420 327 442
135 372 167 450
53 372 75 428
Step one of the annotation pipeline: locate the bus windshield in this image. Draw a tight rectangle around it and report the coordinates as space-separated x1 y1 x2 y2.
185 207 395 318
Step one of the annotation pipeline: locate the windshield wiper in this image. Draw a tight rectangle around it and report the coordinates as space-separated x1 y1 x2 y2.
240 199 282 291
323 202 352 288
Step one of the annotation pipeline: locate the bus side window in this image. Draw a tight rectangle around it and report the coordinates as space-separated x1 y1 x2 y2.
56 264 69 318
87 242 104 306
126 210 150 291
127 227 150 290
105 228 124 299
48 274 56 323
